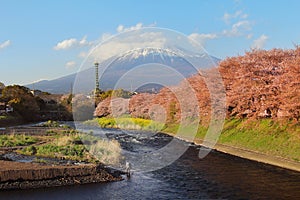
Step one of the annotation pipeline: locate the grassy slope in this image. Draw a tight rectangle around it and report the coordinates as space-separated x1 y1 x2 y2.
218 119 300 161
14 128 121 165
91 117 300 162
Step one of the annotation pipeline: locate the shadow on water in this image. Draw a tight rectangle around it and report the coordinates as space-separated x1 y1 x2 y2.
1 128 300 200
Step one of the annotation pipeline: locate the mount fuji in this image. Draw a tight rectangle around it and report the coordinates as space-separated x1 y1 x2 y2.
26 48 220 94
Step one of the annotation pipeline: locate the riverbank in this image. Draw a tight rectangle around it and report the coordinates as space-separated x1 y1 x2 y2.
163 125 300 172
164 121 300 172
89 117 300 172
0 160 122 190
0 122 124 190
186 138 300 173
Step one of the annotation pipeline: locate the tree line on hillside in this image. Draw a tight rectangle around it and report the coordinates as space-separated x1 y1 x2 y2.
0 82 135 123
0 84 72 122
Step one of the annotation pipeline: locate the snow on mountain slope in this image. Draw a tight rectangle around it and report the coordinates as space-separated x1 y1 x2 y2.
26 48 220 94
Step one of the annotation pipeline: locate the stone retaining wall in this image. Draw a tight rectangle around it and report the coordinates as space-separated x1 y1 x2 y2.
0 163 96 182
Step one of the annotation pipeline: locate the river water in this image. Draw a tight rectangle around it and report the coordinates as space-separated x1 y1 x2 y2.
1 126 300 200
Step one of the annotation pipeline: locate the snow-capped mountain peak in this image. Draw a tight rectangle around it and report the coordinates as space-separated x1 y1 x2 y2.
115 47 185 62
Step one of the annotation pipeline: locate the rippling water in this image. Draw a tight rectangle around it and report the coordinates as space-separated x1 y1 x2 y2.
1 127 300 200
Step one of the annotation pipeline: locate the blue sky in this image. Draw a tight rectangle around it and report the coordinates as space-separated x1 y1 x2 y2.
0 0 300 85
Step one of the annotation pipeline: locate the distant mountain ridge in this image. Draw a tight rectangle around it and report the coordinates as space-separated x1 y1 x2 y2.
26 48 220 94
26 74 76 94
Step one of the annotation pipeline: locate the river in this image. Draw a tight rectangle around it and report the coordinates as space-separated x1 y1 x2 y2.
1 126 300 199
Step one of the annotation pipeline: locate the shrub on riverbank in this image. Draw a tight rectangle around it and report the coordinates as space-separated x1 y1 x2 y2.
0 134 38 147
85 117 164 132
19 132 88 161
84 136 121 166
18 129 122 164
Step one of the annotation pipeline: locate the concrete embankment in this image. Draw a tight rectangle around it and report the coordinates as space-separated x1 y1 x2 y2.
0 161 122 190
207 141 300 173
175 135 300 173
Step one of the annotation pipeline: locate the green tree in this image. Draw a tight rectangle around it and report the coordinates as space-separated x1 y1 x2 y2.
112 89 132 98
0 82 5 90
72 94 94 121
94 89 132 106
0 82 5 97
2 85 40 121
168 101 178 123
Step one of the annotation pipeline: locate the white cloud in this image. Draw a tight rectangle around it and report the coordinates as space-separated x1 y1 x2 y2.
116 22 153 33
100 33 113 42
222 20 252 37
65 61 76 69
54 36 92 50
187 11 253 47
246 34 253 39
55 23 155 60
89 31 167 63
221 10 253 39
222 10 248 24
0 40 11 50
188 33 218 46
251 34 268 49
77 33 114 59
78 51 88 58
54 38 77 50
76 23 162 61
117 25 124 32
222 13 231 24
79 36 91 46
55 23 150 52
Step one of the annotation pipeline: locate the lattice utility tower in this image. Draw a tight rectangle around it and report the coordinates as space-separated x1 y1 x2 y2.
94 62 101 96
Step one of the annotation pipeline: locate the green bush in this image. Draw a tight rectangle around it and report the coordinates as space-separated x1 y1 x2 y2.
0 134 38 147
21 143 87 160
88 117 164 132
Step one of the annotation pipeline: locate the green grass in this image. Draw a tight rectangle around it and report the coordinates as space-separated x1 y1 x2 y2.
0 134 38 147
217 119 300 161
39 120 71 129
87 117 300 162
18 129 122 164
21 143 87 161
0 116 8 120
19 131 89 161
162 118 300 161
180 118 300 161
85 117 164 132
